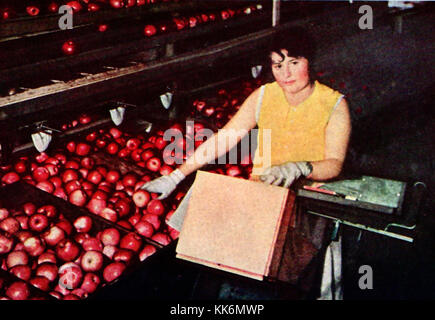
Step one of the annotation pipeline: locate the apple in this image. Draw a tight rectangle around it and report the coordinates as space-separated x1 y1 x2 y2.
147 199 165 216
134 221 154 238
36 181 55 193
103 262 126 283
56 220 73 236
132 190 150 208
65 180 82 195
113 249 135 265
117 220 132 230
151 233 171 246
99 228 120 246
87 170 103 185
105 170 121 183
62 40 76 55
15 231 32 243
36 263 58 282
10 265 32 281
120 232 142 252
56 239 80 262
81 251 103 272
6 250 29 269
82 238 103 252
86 198 106 215
109 0 124 9
29 213 49 233
98 24 108 32
69 189 87 207
141 149 155 162
23 237 46 257
21 203 35 216
73 216 93 233
43 226 66 247
37 252 57 265
49 291 63 299
144 24 157 37
0 217 20 234
99 208 118 223
146 157 161 172
30 276 51 292
59 262 83 290
114 199 130 217
139 244 157 261
81 273 100 294
141 213 160 230
6 281 30 300
102 245 117 259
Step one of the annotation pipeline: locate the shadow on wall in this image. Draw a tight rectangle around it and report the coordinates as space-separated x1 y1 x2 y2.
343 83 434 190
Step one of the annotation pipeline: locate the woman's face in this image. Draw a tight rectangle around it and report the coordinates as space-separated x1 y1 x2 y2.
270 49 311 94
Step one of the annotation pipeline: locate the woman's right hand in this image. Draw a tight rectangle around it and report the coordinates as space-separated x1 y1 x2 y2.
141 169 185 200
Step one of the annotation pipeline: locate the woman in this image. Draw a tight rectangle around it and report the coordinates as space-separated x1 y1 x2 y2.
143 27 351 299
142 28 351 202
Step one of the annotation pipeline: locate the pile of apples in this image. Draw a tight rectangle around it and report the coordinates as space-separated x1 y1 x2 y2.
0 275 49 300
0 139 180 245
59 113 94 132
0 202 157 300
190 78 263 129
143 4 263 37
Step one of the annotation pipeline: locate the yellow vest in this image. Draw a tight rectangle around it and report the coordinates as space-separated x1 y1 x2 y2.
252 81 343 177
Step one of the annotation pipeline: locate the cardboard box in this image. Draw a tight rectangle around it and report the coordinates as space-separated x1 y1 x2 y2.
176 171 295 281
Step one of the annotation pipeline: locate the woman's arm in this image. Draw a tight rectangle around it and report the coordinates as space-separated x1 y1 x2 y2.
310 98 351 180
177 87 260 177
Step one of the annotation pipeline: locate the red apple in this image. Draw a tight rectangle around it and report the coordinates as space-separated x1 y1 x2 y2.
29 213 49 233
134 221 154 238
99 228 120 246
56 220 73 236
36 181 55 193
102 245 117 259
144 24 157 37
141 213 161 230
0 217 20 234
81 250 103 272
62 40 76 55
86 198 106 215
81 273 100 294
10 265 32 281
151 233 171 246
37 252 57 265
146 199 165 216
139 244 157 261
73 216 93 233
132 190 150 208
82 238 103 252
75 143 91 156
58 262 83 290
6 281 30 300
30 276 51 292
146 157 161 172
32 167 49 182
56 239 80 262
99 208 118 223
120 232 142 252
69 189 87 207
42 226 66 247
0 233 14 254
6 250 29 269
36 263 58 282
103 262 126 282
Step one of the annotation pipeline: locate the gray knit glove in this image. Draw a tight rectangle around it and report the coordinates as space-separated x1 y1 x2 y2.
260 161 312 188
141 169 185 199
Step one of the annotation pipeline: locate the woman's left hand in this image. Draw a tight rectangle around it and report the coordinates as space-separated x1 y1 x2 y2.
260 161 312 188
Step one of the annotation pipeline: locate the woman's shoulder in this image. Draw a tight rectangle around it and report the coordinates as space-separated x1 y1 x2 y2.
315 81 344 98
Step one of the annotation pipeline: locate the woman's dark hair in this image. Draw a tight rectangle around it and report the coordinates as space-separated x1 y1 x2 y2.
265 27 317 83
268 26 316 62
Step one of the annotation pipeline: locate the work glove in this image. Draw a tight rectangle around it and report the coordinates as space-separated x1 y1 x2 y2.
140 169 185 200
260 161 312 188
